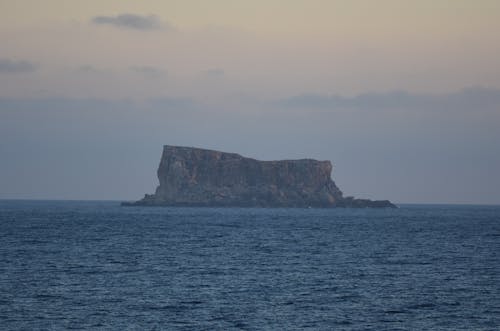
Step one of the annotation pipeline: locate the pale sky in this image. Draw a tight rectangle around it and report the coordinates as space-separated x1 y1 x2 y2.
1 1 499 204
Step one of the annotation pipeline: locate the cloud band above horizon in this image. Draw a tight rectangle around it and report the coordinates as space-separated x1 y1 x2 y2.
91 13 165 30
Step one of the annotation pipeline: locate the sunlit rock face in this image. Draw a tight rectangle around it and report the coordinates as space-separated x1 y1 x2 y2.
124 145 395 208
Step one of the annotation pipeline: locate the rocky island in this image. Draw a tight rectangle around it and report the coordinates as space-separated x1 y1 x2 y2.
123 145 396 208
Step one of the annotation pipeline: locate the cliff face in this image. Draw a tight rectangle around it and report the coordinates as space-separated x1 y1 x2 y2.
124 145 395 208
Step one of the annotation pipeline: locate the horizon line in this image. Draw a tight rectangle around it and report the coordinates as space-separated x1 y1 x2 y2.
0 198 498 207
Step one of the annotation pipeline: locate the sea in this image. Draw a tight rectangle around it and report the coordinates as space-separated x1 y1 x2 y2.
0 200 499 330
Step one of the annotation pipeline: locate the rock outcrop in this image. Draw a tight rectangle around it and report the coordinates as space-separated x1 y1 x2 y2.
123 145 396 208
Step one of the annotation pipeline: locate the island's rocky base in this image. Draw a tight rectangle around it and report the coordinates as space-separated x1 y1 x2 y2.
123 145 396 208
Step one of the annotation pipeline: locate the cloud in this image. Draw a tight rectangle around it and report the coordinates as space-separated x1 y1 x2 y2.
130 66 167 78
146 97 195 110
0 97 195 113
75 65 110 76
91 14 168 30
0 98 134 112
77 65 99 73
279 87 500 111
0 58 37 73
202 68 225 78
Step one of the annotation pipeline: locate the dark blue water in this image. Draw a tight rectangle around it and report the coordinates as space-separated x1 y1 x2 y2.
0 201 499 330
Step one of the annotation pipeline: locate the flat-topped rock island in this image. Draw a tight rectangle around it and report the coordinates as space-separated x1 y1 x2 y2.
123 145 396 208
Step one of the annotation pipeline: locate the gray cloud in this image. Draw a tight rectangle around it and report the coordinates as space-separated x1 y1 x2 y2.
76 65 110 76
0 98 134 112
0 97 195 113
78 65 99 72
202 68 225 78
147 97 195 110
130 66 167 78
0 58 37 73
280 87 500 111
91 14 167 30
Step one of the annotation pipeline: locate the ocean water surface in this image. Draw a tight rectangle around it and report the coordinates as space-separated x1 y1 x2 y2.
0 201 499 330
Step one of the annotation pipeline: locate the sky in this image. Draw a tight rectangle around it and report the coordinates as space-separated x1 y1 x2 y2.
1 0 499 204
